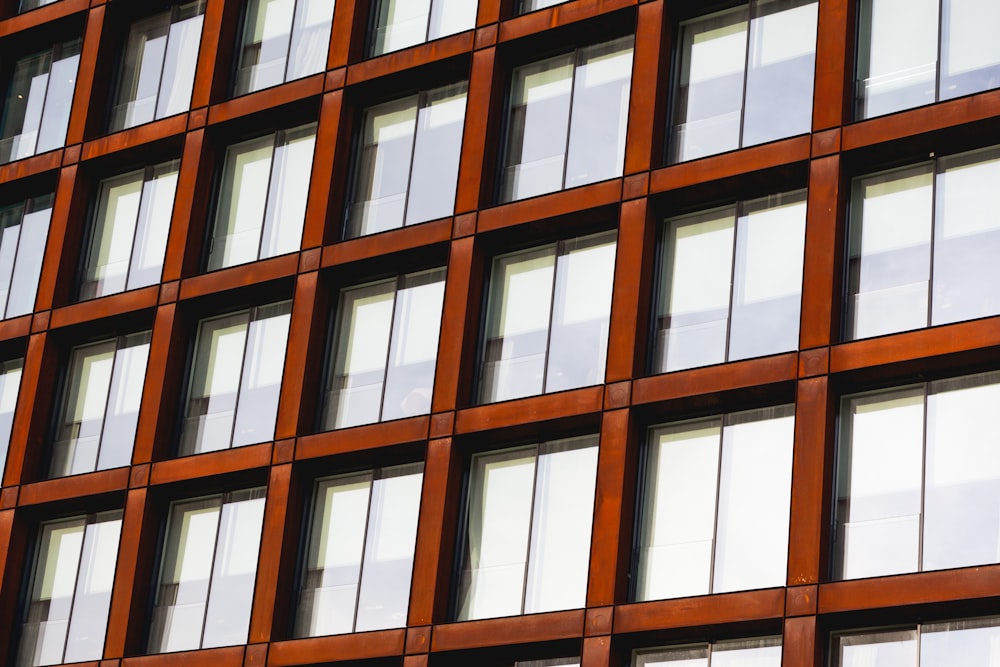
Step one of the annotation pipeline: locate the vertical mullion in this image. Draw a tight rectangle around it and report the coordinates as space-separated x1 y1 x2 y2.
197 498 226 649
707 420 725 594
559 51 579 189
2 206 27 318
122 169 152 294
926 159 939 327
349 471 377 631
254 133 281 262
723 206 740 363
91 337 124 472
281 0 299 84
518 444 541 614
917 384 930 572
224 311 254 450
399 94 422 227
151 12 174 123
933 0 944 103
377 278 402 421
59 516 92 663
539 245 560 394
736 4 753 150
31 49 56 156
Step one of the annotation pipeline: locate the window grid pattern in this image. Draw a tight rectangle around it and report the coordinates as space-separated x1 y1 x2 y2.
0 1 997 666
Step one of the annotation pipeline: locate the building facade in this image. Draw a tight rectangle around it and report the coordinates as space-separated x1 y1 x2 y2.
1 0 1000 665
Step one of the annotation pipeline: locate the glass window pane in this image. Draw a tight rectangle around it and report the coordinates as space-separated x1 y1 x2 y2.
635 646 708 667
564 38 633 188
83 173 144 299
51 341 117 477
838 389 924 579
297 472 373 636
638 421 721 600
523 437 598 613
231 301 291 447
835 630 917 667
62 514 122 663
728 192 805 360
502 56 574 202
127 161 178 290
1 51 52 163
404 84 467 226
847 166 933 339
372 0 432 54
742 0 817 147
112 14 169 130
481 248 556 403
932 149 1000 325
673 9 748 162
35 46 79 155
921 617 1000 665
427 0 476 41
209 136 274 270
711 638 782 667
236 0 294 94
458 448 536 620
546 233 615 393
940 0 1000 100
857 0 938 118
354 463 423 631
96 332 151 471
923 373 1000 570
260 125 315 259
656 208 735 372
287 0 335 80
155 8 203 119
201 490 265 648
0 359 23 481
3 196 52 318
713 407 794 593
381 269 445 421
325 280 395 429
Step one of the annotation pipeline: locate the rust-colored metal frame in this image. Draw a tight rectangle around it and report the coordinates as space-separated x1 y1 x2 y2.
1 0 999 665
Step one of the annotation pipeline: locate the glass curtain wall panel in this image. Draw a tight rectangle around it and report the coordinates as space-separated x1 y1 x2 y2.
457 436 599 620
322 269 445 429
502 37 633 202
17 512 122 667
0 195 53 319
109 1 205 131
654 191 806 373
480 231 616 403
346 83 467 237
148 489 265 653
235 0 336 95
0 39 81 164
295 463 423 636
179 302 291 455
18 0 60 11
835 616 1000 666
0 359 23 483
635 638 783 667
519 0 567 12
671 0 817 162
50 332 151 478
208 124 315 270
847 146 1000 339
370 0 476 55
635 406 794 600
857 0 1000 118
80 161 179 300
837 371 1000 579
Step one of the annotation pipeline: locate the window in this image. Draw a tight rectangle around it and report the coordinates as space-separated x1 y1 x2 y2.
635 407 793 601
295 463 423 636
109 1 205 131
0 194 52 319
836 371 1000 580
846 147 1000 340
80 161 179 300
457 436 598 620
207 124 315 270
671 0 817 163
17 511 122 667
519 0 567 13
322 269 444 430
480 231 615 404
857 0 1000 119
234 0 335 96
179 302 291 456
49 333 150 478
635 638 782 667
835 617 1000 666
654 191 806 373
346 83 466 238
370 0 476 56
0 359 23 481
0 39 81 164
18 0 60 12
515 661 579 667
502 37 633 202
148 489 265 653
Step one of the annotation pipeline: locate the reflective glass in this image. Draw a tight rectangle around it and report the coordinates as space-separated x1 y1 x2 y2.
295 463 423 636
148 489 265 653
836 630 918 667
0 195 53 319
635 637 782 667
0 40 80 164
323 268 445 429
0 359 23 483
208 125 315 270
50 333 150 478
655 192 805 373
637 407 793 601
81 161 178 300
458 436 598 621
519 0 566 11
672 0 816 162
110 2 205 131
179 302 291 455
370 0 476 55
18 512 122 667
503 38 633 202
235 0 335 95
480 231 616 404
18 0 60 11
